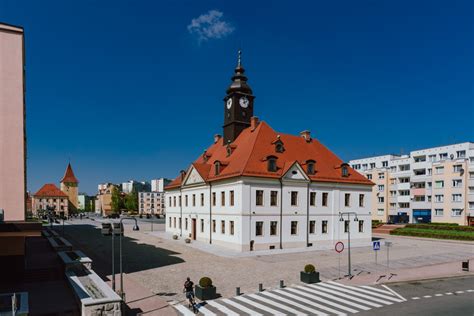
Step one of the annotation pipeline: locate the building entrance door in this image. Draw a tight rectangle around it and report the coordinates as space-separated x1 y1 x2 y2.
191 219 197 240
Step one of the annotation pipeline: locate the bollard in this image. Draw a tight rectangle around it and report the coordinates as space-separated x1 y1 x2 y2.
258 283 263 292
279 280 284 288
236 287 241 296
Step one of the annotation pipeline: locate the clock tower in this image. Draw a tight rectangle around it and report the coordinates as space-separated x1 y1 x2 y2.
223 50 255 144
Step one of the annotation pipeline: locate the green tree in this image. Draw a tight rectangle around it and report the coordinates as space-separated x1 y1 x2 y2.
111 187 123 213
124 189 138 213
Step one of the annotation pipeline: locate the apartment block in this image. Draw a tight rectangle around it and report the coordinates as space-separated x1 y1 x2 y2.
138 191 165 216
350 142 474 226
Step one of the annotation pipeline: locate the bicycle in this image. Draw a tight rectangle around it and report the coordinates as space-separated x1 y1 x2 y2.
185 291 198 314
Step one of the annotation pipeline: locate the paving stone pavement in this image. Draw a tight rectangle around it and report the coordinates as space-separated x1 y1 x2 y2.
173 281 407 316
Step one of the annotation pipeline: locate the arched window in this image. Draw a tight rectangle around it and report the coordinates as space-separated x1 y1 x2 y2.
267 156 278 172
307 160 316 175
341 164 349 177
214 161 221 175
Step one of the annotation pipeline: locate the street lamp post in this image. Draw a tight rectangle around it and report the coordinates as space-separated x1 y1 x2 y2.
119 217 139 301
339 211 359 277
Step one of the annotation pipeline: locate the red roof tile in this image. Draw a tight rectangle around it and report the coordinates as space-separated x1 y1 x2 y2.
166 121 373 189
34 184 68 197
60 163 79 183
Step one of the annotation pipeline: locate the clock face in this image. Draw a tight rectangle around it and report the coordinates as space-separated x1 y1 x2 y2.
226 98 233 109
239 96 249 108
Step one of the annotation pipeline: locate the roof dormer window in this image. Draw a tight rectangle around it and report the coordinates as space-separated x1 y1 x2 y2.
267 156 278 172
214 161 221 175
341 164 349 177
306 160 316 175
272 136 285 153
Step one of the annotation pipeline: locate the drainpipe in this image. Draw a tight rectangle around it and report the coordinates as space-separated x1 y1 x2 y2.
306 182 310 247
249 183 252 251
179 188 183 237
279 178 283 249
209 183 212 244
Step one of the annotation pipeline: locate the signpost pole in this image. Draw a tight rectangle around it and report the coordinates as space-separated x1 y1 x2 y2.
375 248 378 265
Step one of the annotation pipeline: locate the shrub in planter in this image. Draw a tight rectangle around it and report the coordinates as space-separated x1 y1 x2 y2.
195 277 216 300
172 234 178 240
300 264 320 284
185 238 191 244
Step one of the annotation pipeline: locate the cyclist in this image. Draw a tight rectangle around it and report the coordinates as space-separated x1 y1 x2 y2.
183 277 197 313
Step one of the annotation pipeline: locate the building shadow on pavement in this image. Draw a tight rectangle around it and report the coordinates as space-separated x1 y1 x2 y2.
59 224 185 277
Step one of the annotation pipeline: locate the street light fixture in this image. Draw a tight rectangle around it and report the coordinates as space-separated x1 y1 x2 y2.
339 211 359 277
119 217 139 301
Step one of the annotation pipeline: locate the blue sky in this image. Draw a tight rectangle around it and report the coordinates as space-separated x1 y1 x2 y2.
1 0 473 195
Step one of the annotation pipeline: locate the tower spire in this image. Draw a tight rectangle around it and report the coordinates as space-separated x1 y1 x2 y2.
237 49 242 68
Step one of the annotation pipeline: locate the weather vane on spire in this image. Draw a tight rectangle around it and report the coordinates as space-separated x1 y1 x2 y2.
237 49 242 67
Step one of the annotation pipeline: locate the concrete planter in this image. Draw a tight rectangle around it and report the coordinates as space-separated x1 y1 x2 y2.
47 237 73 252
300 271 320 284
66 267 121 316
195 285 216 301
58 250 93 271
0 292 29 316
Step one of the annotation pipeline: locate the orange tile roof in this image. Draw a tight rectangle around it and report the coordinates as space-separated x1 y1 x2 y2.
60 163 79 183
34 183 68 197
166 120 374 189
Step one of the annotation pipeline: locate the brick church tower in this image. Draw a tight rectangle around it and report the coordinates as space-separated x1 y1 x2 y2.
60 163 79 211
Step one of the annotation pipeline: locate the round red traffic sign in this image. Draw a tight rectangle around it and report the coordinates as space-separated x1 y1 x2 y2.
335 241 344 253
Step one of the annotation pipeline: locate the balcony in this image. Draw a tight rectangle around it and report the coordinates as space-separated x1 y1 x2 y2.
411 201 431 209
411 188 426 196
468 193 474 202
398 182 411 190
398 195 411 203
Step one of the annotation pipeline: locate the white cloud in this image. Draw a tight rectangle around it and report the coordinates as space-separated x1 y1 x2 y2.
187 10 234 43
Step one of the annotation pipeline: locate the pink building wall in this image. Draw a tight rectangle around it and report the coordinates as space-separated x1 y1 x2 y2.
0 23 26 221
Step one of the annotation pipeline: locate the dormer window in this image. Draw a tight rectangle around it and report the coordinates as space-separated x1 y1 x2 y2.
306 160 316 175
267 156 278 172
341 164 349 177
226 146 232 157
214 161 221 175
273 137 285 153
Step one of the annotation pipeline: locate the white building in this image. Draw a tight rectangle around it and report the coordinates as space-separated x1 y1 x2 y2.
350 142 474 226
139 191 165 216
151 178 171 193
121 180 150 194
165 54 373 252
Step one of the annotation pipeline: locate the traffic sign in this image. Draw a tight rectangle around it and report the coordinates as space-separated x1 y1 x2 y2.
335 241 344 253
373 241 381 251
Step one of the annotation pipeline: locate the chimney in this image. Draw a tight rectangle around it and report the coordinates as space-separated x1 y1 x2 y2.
214 134 222 144
300 130 311 142
180 170 186 181
251 116 259 131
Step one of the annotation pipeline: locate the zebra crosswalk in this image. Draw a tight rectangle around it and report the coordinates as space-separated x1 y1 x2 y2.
174 281 406 315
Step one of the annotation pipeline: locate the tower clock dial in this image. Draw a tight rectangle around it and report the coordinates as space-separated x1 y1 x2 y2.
239 96 249 108
226 98 233 109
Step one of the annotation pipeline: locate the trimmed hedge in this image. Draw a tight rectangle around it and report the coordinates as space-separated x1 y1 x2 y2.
199 277 213 288
304 264 316 273
404 224 474 232
391 227 474 241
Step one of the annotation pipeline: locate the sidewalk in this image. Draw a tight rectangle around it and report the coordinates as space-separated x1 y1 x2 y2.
105 274 177 316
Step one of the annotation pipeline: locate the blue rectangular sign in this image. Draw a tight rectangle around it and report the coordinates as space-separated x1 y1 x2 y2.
373 241 381 251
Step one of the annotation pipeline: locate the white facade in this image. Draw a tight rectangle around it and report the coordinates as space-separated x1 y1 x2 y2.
350 142 474 225
165 164 372 252
151 178 171 193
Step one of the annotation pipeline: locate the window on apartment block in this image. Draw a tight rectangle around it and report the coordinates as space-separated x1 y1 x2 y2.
367 174 372 180
378 197 384 203
382 161 388 167
439 153 448 160
270 191 278 206
192 194 196 207
291 191 298 206
358 220 364 232
435 166 444 174
378 185 384 192
270 221 278 236
377 209 384 216
230 221 234 235
470 172 474 179
453 165 463 173
201 193 204 206
435 181 444 189
452 179 462 187
322 220 328 233
221 192 225 206
469 202 474 210
451 209 462 217
399 177 410 183
344 220 349 233
322 192 328 206
434 194 444 203
256 221 263 236
310 192 316 206
452 194 462 202
370 163 376 169
309 220 316 234
221 220 225 234
291 221 298 235
256 190 264 206
359 194 364 207
212 220 216 233
200 219 204 232
435 209 444 216
212 192 216 206
230 191 234 206
457 150 466 158
378 173 385 179
344 193 350 207
178 218 182 229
